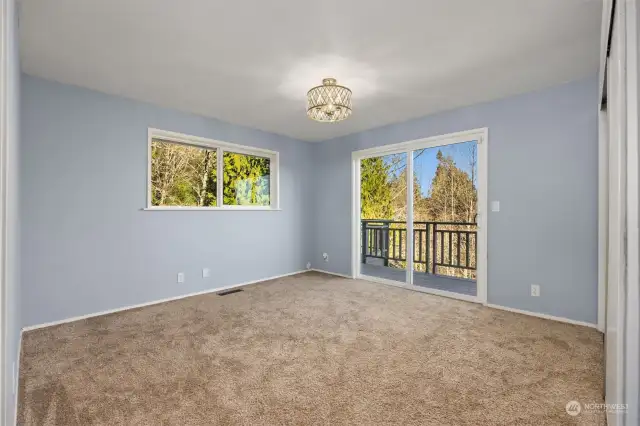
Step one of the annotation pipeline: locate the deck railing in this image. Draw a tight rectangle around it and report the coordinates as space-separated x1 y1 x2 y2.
361 219 477 275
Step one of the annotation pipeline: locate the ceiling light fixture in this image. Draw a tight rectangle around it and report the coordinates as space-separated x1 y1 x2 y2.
306 78 352 122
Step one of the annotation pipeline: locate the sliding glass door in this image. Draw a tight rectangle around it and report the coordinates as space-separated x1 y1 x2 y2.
355 129 486 303
411 141 478 297
359 152 409 283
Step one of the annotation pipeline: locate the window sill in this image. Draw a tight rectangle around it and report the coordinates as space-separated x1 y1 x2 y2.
143 206 281 211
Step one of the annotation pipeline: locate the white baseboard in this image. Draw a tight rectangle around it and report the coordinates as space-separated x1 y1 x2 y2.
486 303 599 330
310 269 353 279
312 270 595 330
13 330 22 426
22 269 308 332
308 272 597 330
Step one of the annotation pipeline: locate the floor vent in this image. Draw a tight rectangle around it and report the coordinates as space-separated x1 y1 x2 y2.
217 289 244 296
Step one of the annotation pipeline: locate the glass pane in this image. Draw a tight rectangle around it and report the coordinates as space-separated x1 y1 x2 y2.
223 152 270 206
412 141 478 296
360 152 408 283
151 139 217 207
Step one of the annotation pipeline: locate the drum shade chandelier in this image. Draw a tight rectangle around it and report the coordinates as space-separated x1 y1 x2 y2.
306 78 352 122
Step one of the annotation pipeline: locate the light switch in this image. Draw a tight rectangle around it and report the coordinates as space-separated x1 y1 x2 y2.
491 201 500 212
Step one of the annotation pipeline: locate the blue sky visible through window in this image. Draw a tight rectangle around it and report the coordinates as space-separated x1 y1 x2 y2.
384 140 477 197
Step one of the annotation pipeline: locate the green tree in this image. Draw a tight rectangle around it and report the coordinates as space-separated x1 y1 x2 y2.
424 150 477 278
222 153 270 206
388 168 424 220
151 140 271 207
425 150 477 223
151 141 216 206
360 157 393 219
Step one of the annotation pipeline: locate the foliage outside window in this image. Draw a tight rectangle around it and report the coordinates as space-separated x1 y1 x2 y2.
151 141 218 207
223 152 270 206
360 142 478 279
149 131 277 209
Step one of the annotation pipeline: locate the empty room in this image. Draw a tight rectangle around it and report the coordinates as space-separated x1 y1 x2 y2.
0 0 639 425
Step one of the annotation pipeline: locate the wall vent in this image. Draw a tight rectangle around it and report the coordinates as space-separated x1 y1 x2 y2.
217 289 244 296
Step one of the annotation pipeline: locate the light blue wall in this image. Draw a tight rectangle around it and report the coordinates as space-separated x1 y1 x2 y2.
5 0 21 423
20 74 599 328
21 75 314 327
311 77 598 324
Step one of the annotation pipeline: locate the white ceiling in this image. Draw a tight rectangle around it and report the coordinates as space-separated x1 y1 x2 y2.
20 0 602 142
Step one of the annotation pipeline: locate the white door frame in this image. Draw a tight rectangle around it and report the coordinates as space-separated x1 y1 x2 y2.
351 127 489 305
606 19 626 422
598 107 608 334
0 0 8 422
598 0 611 333
623 1 640 423
601 0 640 424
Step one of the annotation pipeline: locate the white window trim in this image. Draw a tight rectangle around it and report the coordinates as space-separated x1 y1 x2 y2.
145 128 280 211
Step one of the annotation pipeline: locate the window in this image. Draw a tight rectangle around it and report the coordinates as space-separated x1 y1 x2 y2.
147 129 279 210
223 152 270 206
151 140 218 207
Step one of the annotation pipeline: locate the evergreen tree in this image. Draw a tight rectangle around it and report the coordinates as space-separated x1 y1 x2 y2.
222 153 270 206
360 157 393 219
425 150 477 223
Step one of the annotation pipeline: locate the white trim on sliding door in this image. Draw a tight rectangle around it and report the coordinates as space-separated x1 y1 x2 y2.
351 156 361 278
352 127 488 160
406 151 414 285
351 128 489 305
475 129 489 305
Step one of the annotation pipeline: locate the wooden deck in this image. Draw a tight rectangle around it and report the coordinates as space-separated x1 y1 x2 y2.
360 263 477 296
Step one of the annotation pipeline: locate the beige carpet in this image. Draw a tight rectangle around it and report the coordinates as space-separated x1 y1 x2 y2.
18 272 604 425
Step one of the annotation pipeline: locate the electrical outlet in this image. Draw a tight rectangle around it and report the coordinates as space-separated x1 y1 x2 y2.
531 284 540 297
306 262 311 270
202 268 210 278
323 253 329 262
177 272 185 283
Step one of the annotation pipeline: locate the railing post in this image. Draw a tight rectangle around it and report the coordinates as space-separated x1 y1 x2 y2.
361 221 367 264
383 223 389 267
425 223 430 274
432 223 437 275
